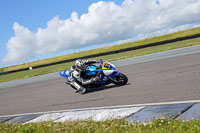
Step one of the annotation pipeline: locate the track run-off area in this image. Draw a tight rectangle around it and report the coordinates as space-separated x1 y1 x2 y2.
0 45 200 116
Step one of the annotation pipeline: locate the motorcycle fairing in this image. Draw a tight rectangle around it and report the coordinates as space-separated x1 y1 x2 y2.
102 62 115 70
92 71 119 86
60 69 70 79
85 65 97 76
108 71 119 79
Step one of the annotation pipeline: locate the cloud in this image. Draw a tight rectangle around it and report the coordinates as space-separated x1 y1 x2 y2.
2 0 200 64
2 22 37 63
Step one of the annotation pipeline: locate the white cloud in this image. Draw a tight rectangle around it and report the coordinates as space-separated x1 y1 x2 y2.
2 23 37 63
2 0 200 64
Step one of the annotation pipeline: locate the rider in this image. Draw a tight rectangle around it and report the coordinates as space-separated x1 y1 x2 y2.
68 59 102 93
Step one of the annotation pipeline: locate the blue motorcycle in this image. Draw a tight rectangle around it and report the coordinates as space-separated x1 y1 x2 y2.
60 61 128 94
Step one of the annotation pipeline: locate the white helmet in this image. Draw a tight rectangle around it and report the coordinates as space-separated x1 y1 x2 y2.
75 59 85 71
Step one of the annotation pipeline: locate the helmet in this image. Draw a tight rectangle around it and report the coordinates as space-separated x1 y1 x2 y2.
75 59 85 71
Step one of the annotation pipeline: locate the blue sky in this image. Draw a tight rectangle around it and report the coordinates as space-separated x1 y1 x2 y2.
0 0 124 67
0 0 200 67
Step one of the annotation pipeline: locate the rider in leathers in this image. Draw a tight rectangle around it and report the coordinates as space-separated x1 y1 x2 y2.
68 59 101 93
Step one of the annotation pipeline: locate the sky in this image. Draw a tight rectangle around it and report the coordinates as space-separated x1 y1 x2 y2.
0 0 200 67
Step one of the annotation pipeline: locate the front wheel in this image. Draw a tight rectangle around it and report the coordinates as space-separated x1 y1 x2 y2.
112 73 128 86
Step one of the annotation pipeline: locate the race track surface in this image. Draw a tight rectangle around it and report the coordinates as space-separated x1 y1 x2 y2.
0 48 200 116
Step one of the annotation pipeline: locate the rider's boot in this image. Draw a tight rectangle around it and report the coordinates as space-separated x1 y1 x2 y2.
71 81 87 94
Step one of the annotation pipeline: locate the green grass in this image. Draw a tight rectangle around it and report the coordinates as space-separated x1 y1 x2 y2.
0 37 200 83
3 26 200 72
0 68 4 72
1 119 200 133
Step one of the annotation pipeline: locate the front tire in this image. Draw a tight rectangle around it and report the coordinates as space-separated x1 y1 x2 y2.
112 73 128 85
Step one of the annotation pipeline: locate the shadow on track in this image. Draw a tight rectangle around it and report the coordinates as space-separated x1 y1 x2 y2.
86 83 131 94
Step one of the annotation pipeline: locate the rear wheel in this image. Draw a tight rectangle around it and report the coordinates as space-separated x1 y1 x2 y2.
112 73 128 85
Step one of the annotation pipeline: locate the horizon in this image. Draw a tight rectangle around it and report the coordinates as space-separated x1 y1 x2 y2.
1 0 200 68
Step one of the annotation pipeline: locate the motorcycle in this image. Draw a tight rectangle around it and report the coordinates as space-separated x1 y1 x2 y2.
60 61 128 94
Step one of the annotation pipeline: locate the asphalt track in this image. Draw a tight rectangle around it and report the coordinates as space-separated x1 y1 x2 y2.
0 46 200 116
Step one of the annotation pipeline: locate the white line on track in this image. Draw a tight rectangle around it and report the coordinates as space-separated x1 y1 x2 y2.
1 99 200 118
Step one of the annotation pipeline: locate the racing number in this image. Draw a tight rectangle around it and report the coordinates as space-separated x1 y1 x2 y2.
103 62 110 69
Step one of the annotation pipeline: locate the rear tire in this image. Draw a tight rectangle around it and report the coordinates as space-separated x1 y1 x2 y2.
113 73 128 86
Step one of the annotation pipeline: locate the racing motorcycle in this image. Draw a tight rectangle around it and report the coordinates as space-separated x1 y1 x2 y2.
60 61 128 94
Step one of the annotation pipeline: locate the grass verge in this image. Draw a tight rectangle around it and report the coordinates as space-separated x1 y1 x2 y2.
1 119 200 133
0 37 200 83
3 26 200 72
